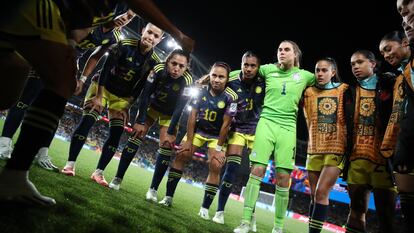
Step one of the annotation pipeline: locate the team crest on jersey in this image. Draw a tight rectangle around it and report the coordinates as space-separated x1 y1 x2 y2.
237 88 243 93
292 73 301 82
202 96 207 101
255 86 262 94
127 57 133 62
172 83 180 91
217 101 226 109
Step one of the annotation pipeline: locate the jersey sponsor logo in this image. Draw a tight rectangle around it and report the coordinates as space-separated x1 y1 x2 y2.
292 73 302 82
229 103 238 113
217 101 226 109
101 39 110 45
172 83 180 91
255 86 262 94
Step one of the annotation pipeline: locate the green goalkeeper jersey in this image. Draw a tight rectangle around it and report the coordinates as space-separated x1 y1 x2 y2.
258 63 315 130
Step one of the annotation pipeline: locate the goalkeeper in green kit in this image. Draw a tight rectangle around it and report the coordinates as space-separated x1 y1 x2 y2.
234 40 315 233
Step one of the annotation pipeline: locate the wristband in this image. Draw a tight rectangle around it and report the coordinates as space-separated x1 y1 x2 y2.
215 145 223 152
80 75 87 83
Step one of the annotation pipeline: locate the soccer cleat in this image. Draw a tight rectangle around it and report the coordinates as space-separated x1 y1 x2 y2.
198 207 210 220
233 221 251 233
158 196 173 207
61 165 75 176
271 227 283 233
0 168 56 206
108 177 122 190
145 188 158 202
35 148 59 172
250 214 257 232
212 211 224 224
90 170 108 187
0 137 13 160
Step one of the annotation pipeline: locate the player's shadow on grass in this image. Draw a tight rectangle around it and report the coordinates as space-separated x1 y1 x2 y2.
0 201 73 233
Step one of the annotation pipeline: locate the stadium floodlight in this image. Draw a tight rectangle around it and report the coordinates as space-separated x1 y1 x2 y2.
167 39 175 48
187 106 192 112
166 39 182 50
189 87 199 97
